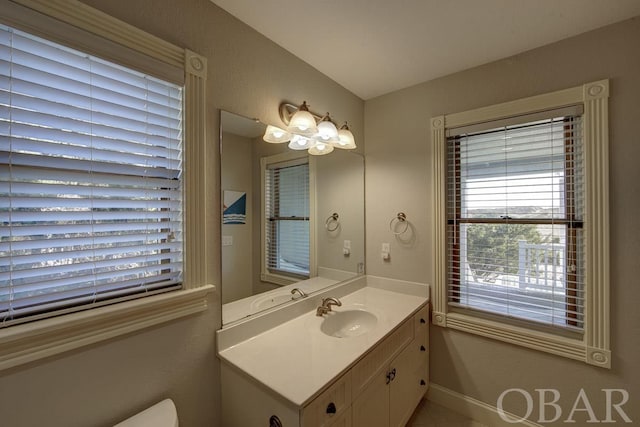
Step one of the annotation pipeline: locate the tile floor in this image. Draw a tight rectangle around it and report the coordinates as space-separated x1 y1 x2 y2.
407 399 489 427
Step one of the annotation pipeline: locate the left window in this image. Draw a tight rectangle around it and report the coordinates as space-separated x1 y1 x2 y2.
0 0 208 370
0 24 184 326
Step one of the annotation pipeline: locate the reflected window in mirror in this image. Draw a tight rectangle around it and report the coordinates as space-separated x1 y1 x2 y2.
261 153 315 285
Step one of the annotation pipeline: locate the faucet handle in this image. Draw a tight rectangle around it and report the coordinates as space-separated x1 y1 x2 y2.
316 297 341 316
322 297 342 307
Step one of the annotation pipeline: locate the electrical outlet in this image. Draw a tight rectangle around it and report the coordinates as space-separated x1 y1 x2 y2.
222 235 233 246
382 243 390 252
344 240 351 249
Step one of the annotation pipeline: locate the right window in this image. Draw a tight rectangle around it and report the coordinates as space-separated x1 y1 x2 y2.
447 110 584 330
431 81 611 367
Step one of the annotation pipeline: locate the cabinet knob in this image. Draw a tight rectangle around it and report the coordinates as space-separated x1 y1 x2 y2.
390 368 397 381
326 402 337 414
420 345 426 352
420 318 426 324
269 415 283 427
420 380 426 386
386 372 391 385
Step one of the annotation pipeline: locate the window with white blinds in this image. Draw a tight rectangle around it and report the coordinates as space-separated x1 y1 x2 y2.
0 24 184 326
446 108 584 330
264 159 310 278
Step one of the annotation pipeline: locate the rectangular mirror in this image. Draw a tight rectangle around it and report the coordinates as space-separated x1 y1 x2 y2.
221 110 365 325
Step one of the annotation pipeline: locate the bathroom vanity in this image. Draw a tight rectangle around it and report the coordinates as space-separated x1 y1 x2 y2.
217 276 430 426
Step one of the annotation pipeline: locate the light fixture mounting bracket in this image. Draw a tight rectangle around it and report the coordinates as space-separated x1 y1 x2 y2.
279 102 323 126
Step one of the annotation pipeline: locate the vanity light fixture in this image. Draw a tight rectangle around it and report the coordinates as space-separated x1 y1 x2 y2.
316 114 340 144
286 101 318 136
337 122 356 149
262 101 357 155
288 134 315 150
308 141 334 156
263 125 292 143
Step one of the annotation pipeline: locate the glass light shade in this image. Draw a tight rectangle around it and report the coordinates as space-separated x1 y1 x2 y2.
316 119 339 144
308 141 334 156
286 109 317 137
288 134 315 150
263 125 291 143
337 124 357 149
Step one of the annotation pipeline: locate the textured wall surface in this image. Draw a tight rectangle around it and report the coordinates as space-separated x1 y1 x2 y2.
364 17 640 425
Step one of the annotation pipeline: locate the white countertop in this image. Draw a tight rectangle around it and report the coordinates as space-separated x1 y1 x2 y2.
218 285 428 406
222 274 350 325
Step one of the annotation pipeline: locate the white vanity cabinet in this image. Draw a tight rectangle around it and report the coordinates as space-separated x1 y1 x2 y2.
218 280 430 427
352 304 429 427
221 302 429 427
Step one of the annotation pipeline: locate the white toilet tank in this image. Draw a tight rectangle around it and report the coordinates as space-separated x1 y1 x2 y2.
114 399 178 427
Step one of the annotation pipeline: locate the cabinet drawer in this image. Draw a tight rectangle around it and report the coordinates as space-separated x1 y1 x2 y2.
302 371 352 427
351 318 413 398
326 406 352 427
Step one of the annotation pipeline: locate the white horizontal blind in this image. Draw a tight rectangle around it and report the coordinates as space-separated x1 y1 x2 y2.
446 112 584 330
0 24 184 326
264 160 310 278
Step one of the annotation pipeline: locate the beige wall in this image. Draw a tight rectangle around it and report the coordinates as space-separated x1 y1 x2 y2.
315 151 366 274
221 131 254 304
364 17 640 424
0 296 219 427
0 0 363 426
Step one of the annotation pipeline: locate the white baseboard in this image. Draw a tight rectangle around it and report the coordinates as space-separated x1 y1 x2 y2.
427 383 541 427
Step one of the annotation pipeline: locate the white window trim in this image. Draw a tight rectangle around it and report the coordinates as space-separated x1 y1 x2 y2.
0 0 214 371
260 151 317 286
431 80 611 368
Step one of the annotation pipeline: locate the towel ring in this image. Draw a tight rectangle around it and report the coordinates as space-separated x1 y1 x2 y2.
389 212 409 235
325 213 340 232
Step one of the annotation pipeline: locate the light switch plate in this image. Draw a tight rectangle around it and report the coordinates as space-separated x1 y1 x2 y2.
222 235 233 246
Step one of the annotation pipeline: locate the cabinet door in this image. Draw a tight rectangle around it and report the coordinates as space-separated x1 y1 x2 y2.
390 305 430 427
388 340 422 427
352 367 390 427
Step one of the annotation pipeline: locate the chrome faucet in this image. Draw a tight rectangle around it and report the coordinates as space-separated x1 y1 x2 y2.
316 297 342 316
291 288 308 299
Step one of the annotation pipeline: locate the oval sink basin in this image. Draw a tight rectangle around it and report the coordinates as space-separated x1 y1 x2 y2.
251 294 292 312
320 310 377 338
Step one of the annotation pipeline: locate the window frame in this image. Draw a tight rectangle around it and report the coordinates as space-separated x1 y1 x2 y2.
260 151 317 286
431 80 611 368
0 0 212 371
